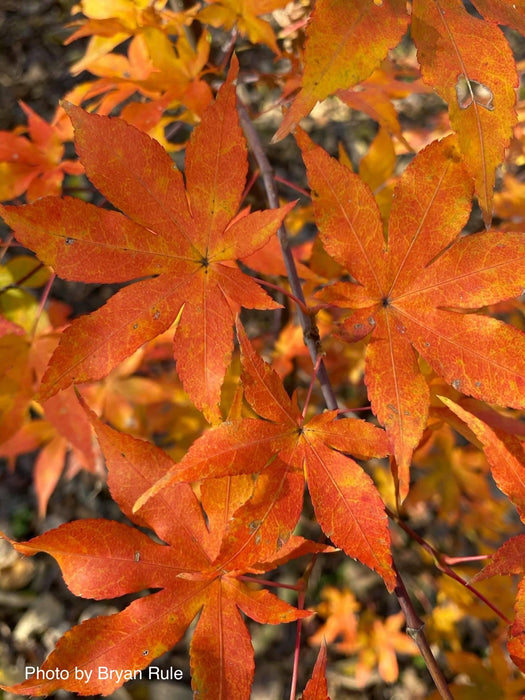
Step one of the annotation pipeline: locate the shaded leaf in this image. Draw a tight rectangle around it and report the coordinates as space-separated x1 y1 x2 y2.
273 0 408 141
439 397 525 524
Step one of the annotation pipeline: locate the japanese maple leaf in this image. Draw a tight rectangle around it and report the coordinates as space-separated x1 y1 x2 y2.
198 0 289 55
440 397 525 525
79 28 212 116
301 642 330 700
0 102 83 203
298 129 525 500
404 424 491 526
357 611 419 686
308 586 360 654
273 0 409 142
1 386 102 517
65 0 196 75
336 61 431 152
0 260 68 446
473 534 525 584
273 0 518 224
473 534 525 679
469 0 525 35
411 0 518 225
62 30 212 170
0 408 322 698
136 318 395 591
0 258 102 513
0 57 292 422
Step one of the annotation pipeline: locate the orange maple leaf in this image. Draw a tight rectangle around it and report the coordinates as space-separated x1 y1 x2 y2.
136 318 396 591
1 385 103 517
440 397 525 525
73 30 212 120
301 641 330 700
298 129 525 501
411 0 518 225
273 0 409 142
0 407 323 697
309 586 360 654
0 102 83 203
309 587 418 686
198 0 289 54
404 424 491 526
65 0 196 75
274 0 518 224
0 57 292 423
469 0 525 35
357 611 419 685
0 257 103 514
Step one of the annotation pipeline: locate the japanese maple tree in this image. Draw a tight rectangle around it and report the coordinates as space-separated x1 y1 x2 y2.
1 1 525 699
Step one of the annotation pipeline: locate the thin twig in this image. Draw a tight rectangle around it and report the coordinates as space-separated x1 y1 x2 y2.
394 562 453 700
31 272 56 340
289 555 318 700
273 174 311 198
0 233 14 262
250 275 312 316
388 507 511 625
238 575 301 591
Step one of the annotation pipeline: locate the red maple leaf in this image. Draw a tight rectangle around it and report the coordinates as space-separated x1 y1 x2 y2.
301 641 330 700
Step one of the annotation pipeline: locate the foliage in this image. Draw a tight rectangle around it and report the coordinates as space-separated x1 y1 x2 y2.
0 1 525 698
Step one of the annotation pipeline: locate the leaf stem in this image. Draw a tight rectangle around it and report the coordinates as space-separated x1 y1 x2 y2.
289 555 317 700
335 405 372 414
302 354 324 421
249 275 312 316
16 261 45 288
241 166 260 204
237 575 301 591
273 174 311 198
31 271 56 340
0 233 14 262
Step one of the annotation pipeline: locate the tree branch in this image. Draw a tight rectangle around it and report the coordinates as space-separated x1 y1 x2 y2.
394 562 453 700
237 99 338 412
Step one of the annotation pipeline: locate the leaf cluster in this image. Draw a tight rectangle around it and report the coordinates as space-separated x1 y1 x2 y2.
1 2 525 698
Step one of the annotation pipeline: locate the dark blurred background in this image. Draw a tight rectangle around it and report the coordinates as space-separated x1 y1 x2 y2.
0 0 83 129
